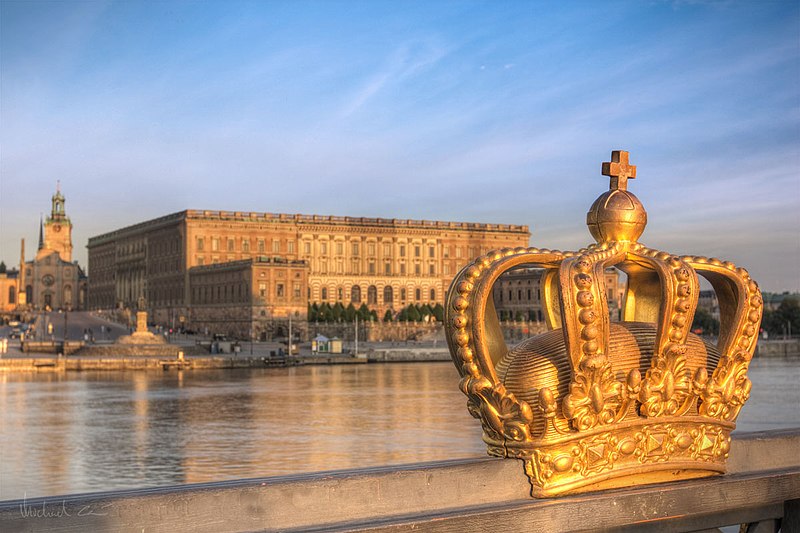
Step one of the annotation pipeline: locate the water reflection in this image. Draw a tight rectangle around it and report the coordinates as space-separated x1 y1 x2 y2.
0 359 797 500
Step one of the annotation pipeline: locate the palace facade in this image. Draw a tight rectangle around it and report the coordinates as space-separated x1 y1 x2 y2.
492 267 626 323
87 210 530 337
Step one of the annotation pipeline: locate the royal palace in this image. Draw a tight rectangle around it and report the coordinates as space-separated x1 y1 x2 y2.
87 210 530 339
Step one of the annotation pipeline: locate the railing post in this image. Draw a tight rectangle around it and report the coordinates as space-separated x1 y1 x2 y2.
784 499 800 533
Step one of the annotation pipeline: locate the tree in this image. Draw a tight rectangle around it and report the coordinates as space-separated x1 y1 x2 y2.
345 303 357 322
332 302 344 322
358 303 371 321
763 296 800 337
691 308 719 336
407 304 421 322
0 261 5 274
320 303 333 322
432 303 444 322
383 309 393 322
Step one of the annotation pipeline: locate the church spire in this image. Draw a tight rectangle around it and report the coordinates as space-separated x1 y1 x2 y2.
38 215 44 250
51 183 66 221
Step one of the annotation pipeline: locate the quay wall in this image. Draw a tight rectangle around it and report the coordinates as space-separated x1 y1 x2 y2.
0 356 294 372
756 339 800 357
367 348 450 362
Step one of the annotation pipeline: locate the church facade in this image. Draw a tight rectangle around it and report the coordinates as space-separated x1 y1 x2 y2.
22 187 87 311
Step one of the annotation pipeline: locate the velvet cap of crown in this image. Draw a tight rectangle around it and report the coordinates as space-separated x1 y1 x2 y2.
445 150 763 497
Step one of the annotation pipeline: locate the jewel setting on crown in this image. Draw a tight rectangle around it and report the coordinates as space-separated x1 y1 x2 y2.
445 150 763 497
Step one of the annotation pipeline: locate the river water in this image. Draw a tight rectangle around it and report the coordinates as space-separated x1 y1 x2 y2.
1 358 798 501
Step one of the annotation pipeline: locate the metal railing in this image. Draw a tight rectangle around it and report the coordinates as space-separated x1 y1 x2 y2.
1 429 798 532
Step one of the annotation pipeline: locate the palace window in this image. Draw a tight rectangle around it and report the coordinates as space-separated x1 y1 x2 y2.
415 288 421 301
272 239 280 253
368 261 375 275
415 263 421 275
320 242 328 255
293 282 301 299
384 285 393 304
428 264 435 275
227 239 235 252
383 244 391 256
351 285 361 303
415 245 421 257
456 247 462 258
259 283 266 298
197 238 204 251
321 287 328 300
399 245 406 257
242 239 250 252
258 240 265 253
304 241 311 254
400 263 406 275
287 240 295 254
352 242 360 256
429 245 435 257
430 289 436 301
212 238 219 252
338 287 343 301
276 283 285 298
400 288 407 301
384 262 391 275
197 256 204 265
367 243 375 256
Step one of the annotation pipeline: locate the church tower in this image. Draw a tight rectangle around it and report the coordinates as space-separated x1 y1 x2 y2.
42 182 73 262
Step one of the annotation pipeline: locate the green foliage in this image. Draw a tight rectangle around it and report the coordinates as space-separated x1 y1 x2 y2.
358 303 371 321
320 303 333 322
763 296 800 337
383 309 393 322
332 302 344 322
432 303 444 322
691 308 720 336
407 304 421 322
345 303 357 322
0 261 6 274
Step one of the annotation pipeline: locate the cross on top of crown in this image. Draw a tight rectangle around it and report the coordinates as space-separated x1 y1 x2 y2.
601 150 636 191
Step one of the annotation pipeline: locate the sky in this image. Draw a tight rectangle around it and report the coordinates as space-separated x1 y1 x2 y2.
0 0 798 293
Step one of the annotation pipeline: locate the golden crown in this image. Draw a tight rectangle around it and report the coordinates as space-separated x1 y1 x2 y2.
445 150 763 497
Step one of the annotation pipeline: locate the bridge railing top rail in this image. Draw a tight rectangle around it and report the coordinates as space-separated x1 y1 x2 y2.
1 429 798 533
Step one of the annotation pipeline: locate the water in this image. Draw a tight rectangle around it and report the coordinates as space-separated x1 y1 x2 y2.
1 359 798 501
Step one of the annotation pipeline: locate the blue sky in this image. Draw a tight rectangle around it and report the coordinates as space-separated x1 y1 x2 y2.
1 0 798 292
